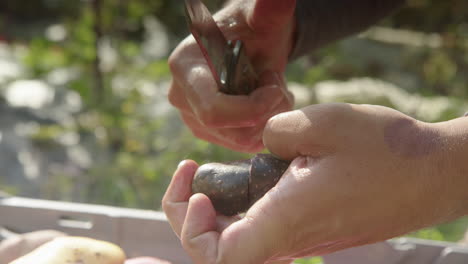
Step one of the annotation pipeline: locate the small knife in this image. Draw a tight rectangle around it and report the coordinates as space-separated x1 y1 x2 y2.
184 0 258 95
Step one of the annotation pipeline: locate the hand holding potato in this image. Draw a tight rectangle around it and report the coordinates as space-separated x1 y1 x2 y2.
163 103 468 263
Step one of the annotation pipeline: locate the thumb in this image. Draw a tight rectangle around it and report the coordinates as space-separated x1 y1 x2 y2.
263 109 319 161
181 194 285 264
181 194 219 264
263 104 348 161
215 190 297 264
249 0 296 32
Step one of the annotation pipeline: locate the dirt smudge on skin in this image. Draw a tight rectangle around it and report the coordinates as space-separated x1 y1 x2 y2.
384 119 441 158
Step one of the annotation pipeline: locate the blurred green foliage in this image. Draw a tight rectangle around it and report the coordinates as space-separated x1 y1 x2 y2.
0 0 467 261
1 0 250 209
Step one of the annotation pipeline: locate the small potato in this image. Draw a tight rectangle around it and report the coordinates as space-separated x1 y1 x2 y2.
0 230 66 263
192 154 290 216
10 236 126 264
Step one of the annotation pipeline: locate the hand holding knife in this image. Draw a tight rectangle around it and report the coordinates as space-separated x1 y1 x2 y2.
184 0 258 95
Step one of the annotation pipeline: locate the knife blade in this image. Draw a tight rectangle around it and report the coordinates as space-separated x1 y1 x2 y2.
184 0 258 95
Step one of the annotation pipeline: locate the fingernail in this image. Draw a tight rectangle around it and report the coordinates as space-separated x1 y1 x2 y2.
177 160 187 169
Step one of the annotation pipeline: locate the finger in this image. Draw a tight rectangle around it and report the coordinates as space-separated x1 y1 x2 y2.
283 89 295 108
181 113 265 153
179 70 292 151
213 158 322 263
270 93 294 118
213 214 279 263
162 160 199 237
169 36 207 74
171 36 259 128
181 193 220 264
182 93 294 153
180 91 290 148
181 163 304 264
258 71 294 108
170 36 289 128
263 104 351 160
183 66 286 128
216 214 241 232
249 0 296 32
168 79 192 112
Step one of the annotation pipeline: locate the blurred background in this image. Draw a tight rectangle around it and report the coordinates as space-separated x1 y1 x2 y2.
0 0 467 262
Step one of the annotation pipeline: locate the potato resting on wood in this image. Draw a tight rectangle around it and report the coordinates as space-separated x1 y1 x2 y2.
9 236 126 264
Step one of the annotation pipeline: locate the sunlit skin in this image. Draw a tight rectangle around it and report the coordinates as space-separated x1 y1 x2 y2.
168 0 296 153
163 103 468 264
166 0 468 262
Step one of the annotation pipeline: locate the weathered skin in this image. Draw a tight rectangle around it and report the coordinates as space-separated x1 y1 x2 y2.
192 154 290 215
163 103 468 264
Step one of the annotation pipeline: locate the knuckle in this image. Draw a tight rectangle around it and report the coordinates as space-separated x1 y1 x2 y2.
303 103 351 135
168 52 179 74
181 237 198 252
183 237 218 264
167 83 182 108
168 46 184 73
161 198 179 217
314 103 350 123
161 199 172 213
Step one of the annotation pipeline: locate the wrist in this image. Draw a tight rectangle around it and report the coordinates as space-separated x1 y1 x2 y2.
427 118 468 217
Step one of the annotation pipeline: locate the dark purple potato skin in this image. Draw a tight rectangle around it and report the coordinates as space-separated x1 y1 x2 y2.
192 154 290 216
249 154 290 206
192 160 250 216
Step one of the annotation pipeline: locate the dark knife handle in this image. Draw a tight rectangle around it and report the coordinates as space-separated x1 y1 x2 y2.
221 40 258 95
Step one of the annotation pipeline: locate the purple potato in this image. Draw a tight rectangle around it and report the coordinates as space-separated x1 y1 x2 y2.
192 154 290 216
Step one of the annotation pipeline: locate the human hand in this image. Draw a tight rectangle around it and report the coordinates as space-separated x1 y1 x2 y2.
163 103 468 263
168 0 295 153
162 160 292 264
0 230 66 263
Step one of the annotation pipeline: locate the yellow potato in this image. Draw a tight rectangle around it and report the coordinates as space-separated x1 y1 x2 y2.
10 236 126 264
